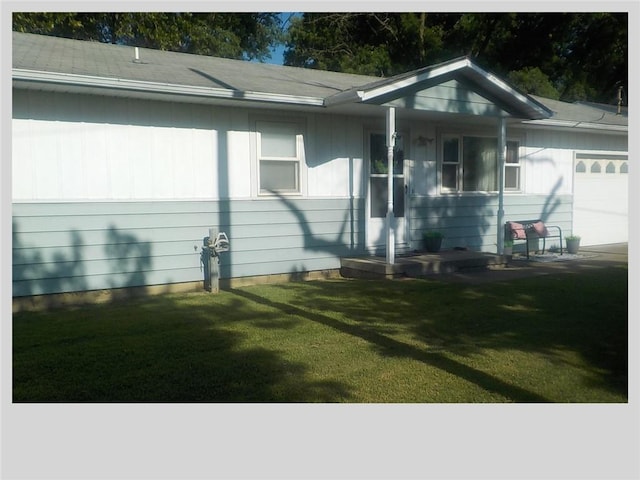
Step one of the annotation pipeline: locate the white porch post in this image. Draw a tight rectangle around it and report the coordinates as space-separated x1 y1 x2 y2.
497 116 507 254
386 107 396 265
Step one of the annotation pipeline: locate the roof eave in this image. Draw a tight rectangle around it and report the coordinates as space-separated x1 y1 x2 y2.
12 68 326 107
464 62 553 120
521 118 628 133
324 57 553 120
324 57 471 108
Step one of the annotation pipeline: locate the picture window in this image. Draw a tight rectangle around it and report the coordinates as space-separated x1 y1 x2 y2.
440 135 520 192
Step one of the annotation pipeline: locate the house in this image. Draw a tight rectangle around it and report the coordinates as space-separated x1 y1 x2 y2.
11 32 628 303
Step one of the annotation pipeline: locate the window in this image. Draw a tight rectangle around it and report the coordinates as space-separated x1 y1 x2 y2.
440 135 520 192
369 132 405 218
257 121 303 194
505 141 520 190
441 136 460 190
576 153 628 176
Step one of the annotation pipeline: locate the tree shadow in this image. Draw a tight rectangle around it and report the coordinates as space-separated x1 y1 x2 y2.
104 225 152 289
230 286 550 402
12 221 88 300
12 293 353 402
12 220 154 306
266 270 627 400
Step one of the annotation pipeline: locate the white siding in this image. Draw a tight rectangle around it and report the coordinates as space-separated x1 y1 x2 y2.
521 146 574 195
13 91 371 202
13 91 226 202
520 128 627 196
13 90 627 207
228 129 252 198
84 122 110 199
411 124 438 196
306 114 364 198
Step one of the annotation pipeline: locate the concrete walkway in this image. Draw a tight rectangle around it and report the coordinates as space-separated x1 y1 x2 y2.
437 243 628 284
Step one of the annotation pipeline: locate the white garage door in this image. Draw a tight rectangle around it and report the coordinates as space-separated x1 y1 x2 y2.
573 153 628 246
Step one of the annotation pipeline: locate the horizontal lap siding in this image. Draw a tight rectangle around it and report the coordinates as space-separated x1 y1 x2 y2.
12 199 365 296
409 194 572 252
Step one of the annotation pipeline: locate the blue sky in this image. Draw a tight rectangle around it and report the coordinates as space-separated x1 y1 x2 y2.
264 12 299 65
267 44 286 65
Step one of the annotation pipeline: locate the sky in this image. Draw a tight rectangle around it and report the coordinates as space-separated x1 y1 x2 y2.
267 43 286 65
264 12 299 65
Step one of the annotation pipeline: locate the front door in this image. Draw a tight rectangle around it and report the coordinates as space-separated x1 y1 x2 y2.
366 131 407 253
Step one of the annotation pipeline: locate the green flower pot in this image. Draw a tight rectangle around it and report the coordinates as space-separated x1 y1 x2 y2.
566 237 580 254
424 235 443 253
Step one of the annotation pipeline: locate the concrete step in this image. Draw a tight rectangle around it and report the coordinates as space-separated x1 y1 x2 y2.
340 251 507 279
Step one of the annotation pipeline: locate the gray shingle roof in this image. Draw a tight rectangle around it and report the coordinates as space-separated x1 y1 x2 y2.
12 31 379 99
12 31 626 129
531 95 627 127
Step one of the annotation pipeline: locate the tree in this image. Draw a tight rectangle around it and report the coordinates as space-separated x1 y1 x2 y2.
284 12 627 104
507 67 560 99
12 12 283 61
284 13 451 76
558 13 627 103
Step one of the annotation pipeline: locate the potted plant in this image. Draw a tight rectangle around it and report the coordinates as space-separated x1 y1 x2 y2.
423 231 444 253
503 239 513 257
566 235 581 254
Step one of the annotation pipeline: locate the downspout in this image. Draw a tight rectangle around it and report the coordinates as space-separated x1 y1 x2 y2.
386 107 396 265
497 115 507 254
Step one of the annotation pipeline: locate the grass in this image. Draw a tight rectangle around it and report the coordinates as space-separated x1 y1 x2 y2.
12 266 628 402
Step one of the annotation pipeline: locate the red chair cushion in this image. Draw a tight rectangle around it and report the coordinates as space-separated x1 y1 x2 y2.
508 222 527 240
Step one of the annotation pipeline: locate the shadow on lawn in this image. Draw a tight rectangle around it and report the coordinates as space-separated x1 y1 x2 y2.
12 294 352 403
253 267 628 401
230 288 550 402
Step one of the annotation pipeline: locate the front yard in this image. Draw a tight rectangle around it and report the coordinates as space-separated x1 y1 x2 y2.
13 266 628 402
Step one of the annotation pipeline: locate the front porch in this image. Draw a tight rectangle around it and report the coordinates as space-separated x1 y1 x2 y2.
340 249 508 279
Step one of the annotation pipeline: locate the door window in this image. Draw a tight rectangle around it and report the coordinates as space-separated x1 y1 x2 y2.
369 133 405 218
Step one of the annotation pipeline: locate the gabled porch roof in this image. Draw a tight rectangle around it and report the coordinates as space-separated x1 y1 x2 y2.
325 57 553 120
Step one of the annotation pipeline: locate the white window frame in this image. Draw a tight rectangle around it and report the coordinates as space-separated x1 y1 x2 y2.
439 133 521 193
255 119 305 196
366 129 408 219
440 134 461 192
504 140 521 191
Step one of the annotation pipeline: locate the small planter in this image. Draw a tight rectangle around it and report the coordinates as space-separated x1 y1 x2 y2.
423 231 444 253
503 245 513 257
566 235 581 254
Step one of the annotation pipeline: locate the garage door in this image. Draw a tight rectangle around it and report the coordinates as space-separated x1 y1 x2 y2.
573 153 628 246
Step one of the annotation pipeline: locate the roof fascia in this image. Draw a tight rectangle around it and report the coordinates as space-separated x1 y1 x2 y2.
359 57 471 102
12 68 326 107
464 63 553 119
521 118 628 133
325 57 553 120
324 57 469 107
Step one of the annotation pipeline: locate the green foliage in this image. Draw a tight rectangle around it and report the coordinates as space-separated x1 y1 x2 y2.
284 12 627 104
12 12 283 61
284 13 449 76
507 67 560 99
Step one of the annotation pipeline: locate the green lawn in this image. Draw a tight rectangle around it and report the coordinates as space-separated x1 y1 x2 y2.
13 266 628 402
